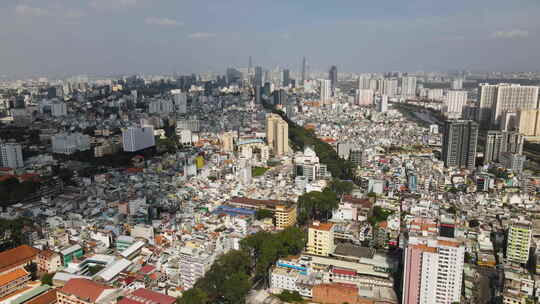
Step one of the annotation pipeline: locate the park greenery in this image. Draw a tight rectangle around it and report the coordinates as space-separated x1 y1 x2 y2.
275 290 304 303
177 227 305 304
254 209 274 220
41 273 55 285
251 166 269 177
0 218 37 250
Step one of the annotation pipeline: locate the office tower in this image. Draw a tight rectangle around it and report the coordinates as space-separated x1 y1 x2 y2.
52 133 91 155
171 90 187 114
478 83 539 128
401 76 417 97
282 69 290 87
301 57 307 85
484 131 524 164
254 66 263 88
382 78 398 97
51 102 67 117
451 78 463 90
506 222 532 264
266 113 289 156
444 91 467 118
122 127 155 152
0 143 23 169
272 89 288 105
358 75 371 90
377 95 388 113
402 237 465 304
248 56 252 70
355 89 374 106
518 110 540 136
319 79 332 104
329 66 338 95
255 86 261 104
442 120 478 169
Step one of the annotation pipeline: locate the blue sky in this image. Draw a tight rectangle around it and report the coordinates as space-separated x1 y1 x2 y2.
1 0 539 77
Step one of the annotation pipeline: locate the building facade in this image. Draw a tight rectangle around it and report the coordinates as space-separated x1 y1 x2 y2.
0 143 24 168
442 120 478 169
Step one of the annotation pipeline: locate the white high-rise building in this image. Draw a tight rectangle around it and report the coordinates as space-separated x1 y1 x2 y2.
401 76 417 97
377 95 388 113
0 143 24 168
238 157 252 185
319 79 332 104
122 127 155 152
358 75 371 90
382 78 398 97
402 237 465 304
149 99 174 114
451 78 463 90
355 89 374 106
427 89 444 101
51 102 67 117
444 91 468 118
171 90 187 114
478 83 539 128
52 133 90 155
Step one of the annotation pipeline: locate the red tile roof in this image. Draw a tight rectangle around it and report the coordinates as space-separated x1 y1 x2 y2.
118 288 175 304
26 289 57 304
0 245 40 273
60 278 112 302
0 268 29 286
139 265 156 275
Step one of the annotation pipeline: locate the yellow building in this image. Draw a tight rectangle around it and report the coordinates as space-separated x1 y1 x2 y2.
221 132 235 152
227 197 297 229
307 221 335 256
266 114 289 156
518 110 540 136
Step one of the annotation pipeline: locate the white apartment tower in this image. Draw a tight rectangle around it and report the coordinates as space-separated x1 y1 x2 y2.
171 89 187 114
478 83 539 128
0 143 24 168
402 237 465 304
319 79 332 104
122 127 156 152
444 91 468 118
401 76 417 97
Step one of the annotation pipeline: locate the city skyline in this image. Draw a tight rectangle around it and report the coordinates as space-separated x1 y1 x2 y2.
1 0 540 77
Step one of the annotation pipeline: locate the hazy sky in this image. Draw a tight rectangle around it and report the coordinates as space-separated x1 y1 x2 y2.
1 0 540 77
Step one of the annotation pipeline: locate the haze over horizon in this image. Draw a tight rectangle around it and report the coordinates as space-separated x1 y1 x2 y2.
2 0 540 77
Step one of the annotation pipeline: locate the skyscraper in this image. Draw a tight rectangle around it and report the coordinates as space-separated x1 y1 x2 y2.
0 143 24 169
266 114 289 156
282 69 290 87
478 83 539 128
355 89 374 106
358 75 371 90
329 66 337 95
451 78 463 90
442 120 479 169
401 76 417 97
301 57 307 86
272 89 288 106
122 127 155 152
402 237 465 304
377 95 388 113
254 66 263 88
382 78 398 97
319 79 332 104
171 90 187 114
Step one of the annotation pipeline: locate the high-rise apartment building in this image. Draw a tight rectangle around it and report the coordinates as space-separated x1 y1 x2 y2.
319 79 332 104
402 237 465 304
149 99 174 114
382 79 398 97
518 109 540 136
52 133 91 155
355 89 374 106
451 78 463 90
377 95 388 113
484 131 523 164
122 127 155 152
51 102 67 117
401 76 417 97
506 222 532 264
358 75 371 90
478 83 539 128
444 91 467 118
221 132 235 152
254 66 263 88
301 57 307 85
442 120 478 169
266 114 289 156
329 66 337 95
0 143 23 169
171 90 187 114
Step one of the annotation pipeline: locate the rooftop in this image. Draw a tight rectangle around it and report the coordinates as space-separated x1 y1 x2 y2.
0 245 39 273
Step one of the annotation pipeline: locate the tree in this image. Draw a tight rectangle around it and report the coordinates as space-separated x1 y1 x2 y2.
297 188 339 224
329 179 354 196
41 273 54 285
177 288 208 304
24 262 38 280
255 209 273 220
